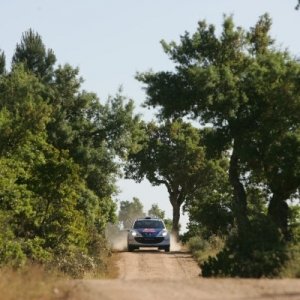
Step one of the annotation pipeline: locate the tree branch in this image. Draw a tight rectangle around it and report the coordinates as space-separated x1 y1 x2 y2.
152 177 172 194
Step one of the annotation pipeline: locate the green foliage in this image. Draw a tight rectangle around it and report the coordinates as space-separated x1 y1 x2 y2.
0 50 5 75
201 217 287 277
163 218 173 232
280 206 300 277
138 15 300 211
187 235 224 267
101 92 142 160
184 158 233 238
0 214 26 268
0 64 51 155
12 29 56 82
188 236 209 254
280 240 300 278
0 29 139 277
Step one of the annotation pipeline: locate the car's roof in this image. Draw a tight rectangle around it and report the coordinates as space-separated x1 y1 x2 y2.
135 216 162 221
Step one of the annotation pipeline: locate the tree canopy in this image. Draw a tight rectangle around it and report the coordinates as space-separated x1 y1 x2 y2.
137 14 300 239
12 29 56 82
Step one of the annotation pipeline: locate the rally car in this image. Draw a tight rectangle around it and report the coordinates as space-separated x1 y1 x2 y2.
127 217 170 252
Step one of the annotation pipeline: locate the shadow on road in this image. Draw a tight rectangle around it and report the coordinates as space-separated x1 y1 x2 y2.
117 249 190 255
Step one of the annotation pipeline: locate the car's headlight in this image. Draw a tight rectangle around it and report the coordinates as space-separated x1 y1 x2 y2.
131 230 141 237
159 230 168 237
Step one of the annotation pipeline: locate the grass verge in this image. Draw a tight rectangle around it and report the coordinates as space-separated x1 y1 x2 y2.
0 265 82 300
0 251 120 300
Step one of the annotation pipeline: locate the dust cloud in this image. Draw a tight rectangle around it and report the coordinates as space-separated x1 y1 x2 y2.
105 223 128 251
170 234 182 251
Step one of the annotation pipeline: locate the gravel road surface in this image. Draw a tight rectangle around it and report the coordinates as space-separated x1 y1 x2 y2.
76 249 300 300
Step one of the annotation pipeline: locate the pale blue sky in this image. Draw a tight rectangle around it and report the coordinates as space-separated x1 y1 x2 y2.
1 0 299 230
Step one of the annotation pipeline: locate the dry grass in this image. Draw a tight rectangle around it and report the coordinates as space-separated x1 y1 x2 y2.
0 265 81 300
187 235 225 266
0 253 120 300
105 253 120 279
82 252 120 280
280 243 300 278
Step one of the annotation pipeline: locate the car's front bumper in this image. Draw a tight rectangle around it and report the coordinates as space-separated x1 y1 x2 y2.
128 235 170 247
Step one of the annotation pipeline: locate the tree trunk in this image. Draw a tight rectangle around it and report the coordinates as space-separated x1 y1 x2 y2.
268 193 289 239
229 143 249 237
171 202 180 241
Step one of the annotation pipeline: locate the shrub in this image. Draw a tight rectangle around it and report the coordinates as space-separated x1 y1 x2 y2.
280 242 300 278
280 224 300 278
188 235 224 268
0 240 26 268
48 231 111 279
201 216 287 278
188 236 209 254
52 251 96 279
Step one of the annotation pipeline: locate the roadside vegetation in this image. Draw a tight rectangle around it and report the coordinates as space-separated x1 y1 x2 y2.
0 30 139 279
0 265 80 300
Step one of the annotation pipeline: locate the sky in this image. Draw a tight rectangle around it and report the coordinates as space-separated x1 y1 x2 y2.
1 0 300 231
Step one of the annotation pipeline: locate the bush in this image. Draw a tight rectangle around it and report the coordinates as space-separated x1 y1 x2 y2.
188 236 209 254
280 242 300 278
50 232 111 279
201 216 287 278
52 251 96 278
0 240 27 268
280 224 300 278
187 235 224 268
0 217 111 278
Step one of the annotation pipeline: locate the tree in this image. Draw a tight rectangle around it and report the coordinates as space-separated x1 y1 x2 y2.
10 30 141 232
0 30 141 275
126 119 224 239
148 204 165 219
12 29 56 82
0 65 88 266
184 158 233 238
118 197 145 229
100 91 142 160
137 14 300 239
46 63 119 218
258 132 300 238
148 204 174 232
0 51 5 75
0 64 51 155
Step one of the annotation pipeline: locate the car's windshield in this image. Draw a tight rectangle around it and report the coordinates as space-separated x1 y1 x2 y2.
133 220 165 229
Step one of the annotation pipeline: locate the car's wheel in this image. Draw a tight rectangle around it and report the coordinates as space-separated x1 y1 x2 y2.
164 246 170 252
128 245 135 252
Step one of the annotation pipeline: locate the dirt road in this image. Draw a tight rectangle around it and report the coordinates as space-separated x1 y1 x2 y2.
77 249 300 300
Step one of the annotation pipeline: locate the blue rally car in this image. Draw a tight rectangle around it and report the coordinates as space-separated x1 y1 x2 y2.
127 217 170 252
